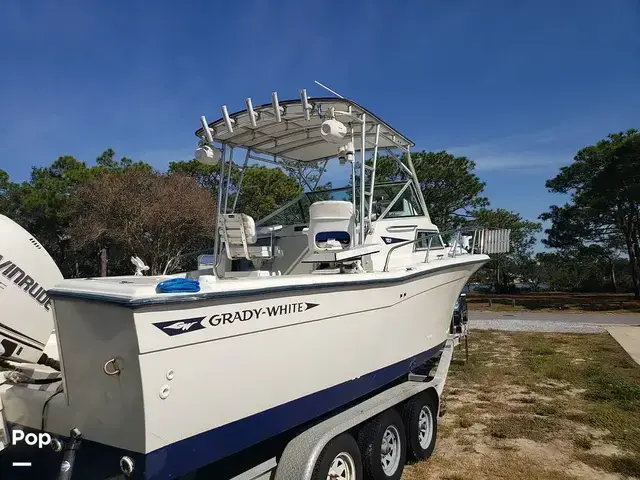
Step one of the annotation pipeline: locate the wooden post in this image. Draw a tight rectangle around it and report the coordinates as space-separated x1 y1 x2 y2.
100 248 108 277
489 298 492 309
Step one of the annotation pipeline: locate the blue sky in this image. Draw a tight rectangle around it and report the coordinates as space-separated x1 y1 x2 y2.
1 1 639 250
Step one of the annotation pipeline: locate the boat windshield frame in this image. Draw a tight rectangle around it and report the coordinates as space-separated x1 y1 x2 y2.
255 180 425 228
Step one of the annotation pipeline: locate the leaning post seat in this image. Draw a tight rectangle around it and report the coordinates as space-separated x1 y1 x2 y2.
219 213 282 260
307 201 355 253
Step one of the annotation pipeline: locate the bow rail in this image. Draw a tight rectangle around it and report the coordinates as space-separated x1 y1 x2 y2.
383 227 511 272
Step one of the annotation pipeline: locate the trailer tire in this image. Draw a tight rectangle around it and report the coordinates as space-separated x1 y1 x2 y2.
357 409 406 480
402 391 438 461
311 433 362 480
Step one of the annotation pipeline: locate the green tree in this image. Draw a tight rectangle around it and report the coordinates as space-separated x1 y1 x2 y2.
374 151 489 230
233 166 303 220
535 252 586 291
169 160 303 221
535 247 625 293
469 208 542 293
541 129 640 297
168 159 222 192
3 150 153 277
0 169 10 215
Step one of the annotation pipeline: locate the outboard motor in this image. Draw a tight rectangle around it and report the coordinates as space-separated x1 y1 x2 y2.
0 215 63 365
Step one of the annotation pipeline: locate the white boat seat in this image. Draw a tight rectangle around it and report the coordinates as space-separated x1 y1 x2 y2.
308 201 355 253
219 214 281 261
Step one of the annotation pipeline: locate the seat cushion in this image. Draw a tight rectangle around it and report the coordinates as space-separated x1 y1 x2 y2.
309 201 354 220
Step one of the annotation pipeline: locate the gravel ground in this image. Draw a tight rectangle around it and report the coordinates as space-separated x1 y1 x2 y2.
469 318 605 333
470 310 640 325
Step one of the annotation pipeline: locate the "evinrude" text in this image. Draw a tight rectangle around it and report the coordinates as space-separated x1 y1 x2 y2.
0 254 52 311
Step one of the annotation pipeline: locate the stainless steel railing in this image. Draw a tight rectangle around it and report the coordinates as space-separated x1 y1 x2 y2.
382 226 510 272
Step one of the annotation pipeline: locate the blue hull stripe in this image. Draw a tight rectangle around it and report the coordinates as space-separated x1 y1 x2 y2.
146 341 444 478
0 342 445 479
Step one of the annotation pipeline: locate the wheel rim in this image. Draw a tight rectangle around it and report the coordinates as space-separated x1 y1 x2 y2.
418 405 434 449
380 425 401 476
327 452 357 480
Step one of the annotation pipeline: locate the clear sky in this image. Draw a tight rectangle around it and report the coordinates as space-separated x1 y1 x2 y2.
1 1 639 249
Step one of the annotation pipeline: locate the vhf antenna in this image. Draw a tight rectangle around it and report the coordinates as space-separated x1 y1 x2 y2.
314 80 345 99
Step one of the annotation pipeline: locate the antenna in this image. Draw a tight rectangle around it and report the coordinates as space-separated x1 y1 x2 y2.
314 80 345 99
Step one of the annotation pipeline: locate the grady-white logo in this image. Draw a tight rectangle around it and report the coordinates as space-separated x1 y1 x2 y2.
152 302 320 336
165 321 199 331
153 317 206 336
380 236 408 245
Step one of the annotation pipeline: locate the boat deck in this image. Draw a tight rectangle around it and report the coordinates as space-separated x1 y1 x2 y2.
46 255 489 308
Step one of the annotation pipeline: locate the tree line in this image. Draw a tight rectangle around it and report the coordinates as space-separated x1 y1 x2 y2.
0 129 638 297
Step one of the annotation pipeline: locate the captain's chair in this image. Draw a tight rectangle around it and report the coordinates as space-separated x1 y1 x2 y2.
219 213 282 261
307 201 355 253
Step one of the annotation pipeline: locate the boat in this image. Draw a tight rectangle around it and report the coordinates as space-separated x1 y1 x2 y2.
0 86 509 479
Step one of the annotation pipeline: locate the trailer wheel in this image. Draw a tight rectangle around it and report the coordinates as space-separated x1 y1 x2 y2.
311 433 362 480
357 409 406 480
402 391 438 461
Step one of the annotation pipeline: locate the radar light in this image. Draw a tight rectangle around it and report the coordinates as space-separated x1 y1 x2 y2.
320 118 348 144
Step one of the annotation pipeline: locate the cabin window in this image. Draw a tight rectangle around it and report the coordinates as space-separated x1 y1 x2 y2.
414 230 445 251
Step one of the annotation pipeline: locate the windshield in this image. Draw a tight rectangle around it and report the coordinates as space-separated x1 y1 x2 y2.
257 186 368 226
256 182 422 227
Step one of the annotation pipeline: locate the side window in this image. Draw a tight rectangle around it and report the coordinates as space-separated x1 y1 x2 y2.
414 230 444 251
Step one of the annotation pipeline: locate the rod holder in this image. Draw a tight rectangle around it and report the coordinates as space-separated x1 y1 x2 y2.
221 105 234 133
271 92 282 122
300 89 311 121
245 97 258 127
200 116 214 144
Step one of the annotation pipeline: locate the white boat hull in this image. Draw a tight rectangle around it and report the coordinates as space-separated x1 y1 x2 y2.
0 256 486 479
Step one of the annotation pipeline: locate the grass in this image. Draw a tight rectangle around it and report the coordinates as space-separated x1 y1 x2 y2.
457 415 473 429
402 330 640 480
577 453 640 477
573 435 593 450
487 414 561 442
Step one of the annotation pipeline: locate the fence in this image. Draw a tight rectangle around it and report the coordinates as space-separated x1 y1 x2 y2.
466 294 640 312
